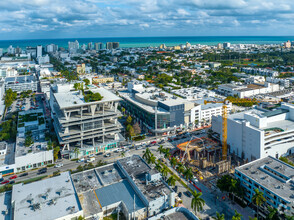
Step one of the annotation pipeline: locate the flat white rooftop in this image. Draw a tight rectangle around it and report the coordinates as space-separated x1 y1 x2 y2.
12 172 82 220
54 87 121 109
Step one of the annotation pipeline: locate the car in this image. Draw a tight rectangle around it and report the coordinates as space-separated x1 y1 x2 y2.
115 148 122 152
54 163 63 168
150 141 157 145
159 140 165 144
9 180 15 184
0 178 3 182
19 172 28 177
1 180 9 185
9 175 17 180
87 157 95 162
38 168 47 174
96 152 103 155
77 158 85 163
178 192 182 197
136 146 143 150
104 153 111 157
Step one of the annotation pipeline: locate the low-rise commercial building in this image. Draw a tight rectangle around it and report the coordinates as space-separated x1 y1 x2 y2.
235 156 294 216
12 172 83 220
92 75 114 84
4 75 38 93
212 103 294 161
172 87 216 101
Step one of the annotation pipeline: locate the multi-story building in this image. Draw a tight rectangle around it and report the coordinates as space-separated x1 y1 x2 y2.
266 77 290 88
4 75 38 93
235 156 294 216
200 102 232 124
46 44 58 53
284 40 291 48
0 48 3 57
15 109 53 172
106 42 119 50
87 42 93 50
50 83 123 158
241 67 279 77
218 82 279 98
223 42 231 49
68 40 79 53
76 63 85 75
120 81 200 134
37 45 42 58
94 42 103 50
212 103 294 161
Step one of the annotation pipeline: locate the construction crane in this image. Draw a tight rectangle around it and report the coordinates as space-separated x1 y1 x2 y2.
204 100 228 161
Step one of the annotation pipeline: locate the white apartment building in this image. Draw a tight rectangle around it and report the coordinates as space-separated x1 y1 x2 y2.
212 103 294 162
266 77 290 88
200 102 232 123
241 67 279 77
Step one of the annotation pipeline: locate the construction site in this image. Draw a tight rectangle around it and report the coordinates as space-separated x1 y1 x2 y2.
173 104 232 180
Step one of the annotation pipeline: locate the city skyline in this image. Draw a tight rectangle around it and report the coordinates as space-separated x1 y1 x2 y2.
1 0 294 40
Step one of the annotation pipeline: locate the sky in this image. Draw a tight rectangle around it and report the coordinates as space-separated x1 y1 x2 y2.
1 0 294 40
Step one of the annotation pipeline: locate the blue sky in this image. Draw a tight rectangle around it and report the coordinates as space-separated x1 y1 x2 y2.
1 0 294 40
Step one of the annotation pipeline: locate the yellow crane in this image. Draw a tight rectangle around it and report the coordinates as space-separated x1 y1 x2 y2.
204 100 228 161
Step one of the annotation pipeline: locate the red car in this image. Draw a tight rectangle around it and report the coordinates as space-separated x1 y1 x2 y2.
151 141 157 145
9 175 17 180
1 180 9 185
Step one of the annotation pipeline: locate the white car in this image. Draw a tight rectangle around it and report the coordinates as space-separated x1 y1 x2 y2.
115 148 122 152
54 163 63 168
136 146 143 150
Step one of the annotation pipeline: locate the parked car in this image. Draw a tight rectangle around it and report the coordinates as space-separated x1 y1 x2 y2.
136 146 143 150
178 192 182 198
159 140 165 144
115 148 122 152
78 158 85 163
54 163 63 168
150 141 157 145
104 153 111 157
87 157 95 162
9 175 17 180
38 168 47 174
19 172 28 177
1 180 9 185
0 178 3 182
96 152 103 155
9 180 15 184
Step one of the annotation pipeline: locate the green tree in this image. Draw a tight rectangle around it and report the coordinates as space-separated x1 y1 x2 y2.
53 146 60 161
77 215 85 220
47 141 53 150
191 191 205 215
120 151 126 158
126 115 132 125
4 88 17 107
163 148 171 159
126 124 135 137
177 163 185 173
249 217 258 220
183 167 194 180
252 188 266 220
155 162 162 171
158 145 165 154
232 210 242 220
142 147 151 161
24 131 34 147
167 175 177 187
161 164 169 179
267 206 279 220
83 78 90 86
213 212 225 220
229 178 238 203
170 157 177 167
74 147 80 158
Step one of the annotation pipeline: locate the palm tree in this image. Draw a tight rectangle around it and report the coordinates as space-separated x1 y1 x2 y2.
170 157 177 167
177 163 185 174
232 210 242 220
167 175 177 187
212 212 225 220
164 149 171 159
77 216 85 220
158 145 165 154
267 206 278 220
191 191 205 215
74 147 80 158
155 162 162 172
120 151 126 158
142 147 151 161
252 188 266 220
285 215 294 220
249 217 257 220
183 167 193 180
229 178 237 203
148 153 156 164
161 164 169 179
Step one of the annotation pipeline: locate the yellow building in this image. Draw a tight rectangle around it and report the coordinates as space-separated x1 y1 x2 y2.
76 63 85 75
92 76 114 84
173 46 181 50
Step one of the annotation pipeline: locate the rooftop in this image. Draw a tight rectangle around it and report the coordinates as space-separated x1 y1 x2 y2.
54 87 121 109
12 172 82 220
0 192 11 220
95 180 146 213
236 156 294 202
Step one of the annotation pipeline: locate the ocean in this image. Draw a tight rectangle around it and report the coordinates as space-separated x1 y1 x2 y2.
0 36 294 50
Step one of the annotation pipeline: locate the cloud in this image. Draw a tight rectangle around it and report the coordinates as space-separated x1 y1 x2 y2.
0 0 294 39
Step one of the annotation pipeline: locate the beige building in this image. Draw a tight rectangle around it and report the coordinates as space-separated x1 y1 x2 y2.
92 76 114 84
76 63 85 75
